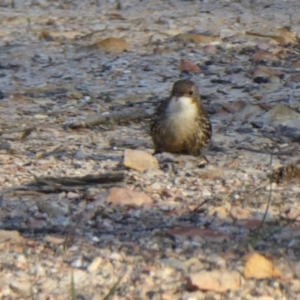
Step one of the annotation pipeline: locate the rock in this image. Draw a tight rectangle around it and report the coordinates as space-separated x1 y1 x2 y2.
0 230 24 244
34 114 48 119
31 263 46 276
196 166 226 180
187 270 241 293
106 187 153 206
124 149 159 172
179 59 201 74
0 0 11 7
244 253 281 279
72 269 88 285
218 101 265 122
37 201 69 217
222 100 248 113
161 258 186 270
16 254 26 264
71 256 83 268
87 257 103 273
253 66 282 84
220 28 237 39
205 254 226 268
261 103 300 127
9 207 29 218
151 182 161 190
110 252 123 261
9 280 31 297
203 45 218 55
167 228 229 243
44 235 65 245
230 207 252 220
149 32 168 44
67 192 80 199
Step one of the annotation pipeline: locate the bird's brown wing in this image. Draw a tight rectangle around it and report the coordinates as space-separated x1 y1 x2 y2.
150 98 169 134
150 98 172 154
188 113 212 155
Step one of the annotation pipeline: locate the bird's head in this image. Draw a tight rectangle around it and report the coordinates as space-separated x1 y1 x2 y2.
167 79 200 115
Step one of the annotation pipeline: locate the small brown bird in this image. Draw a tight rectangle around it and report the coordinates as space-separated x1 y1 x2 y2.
270 162 300 184
150 79 212 156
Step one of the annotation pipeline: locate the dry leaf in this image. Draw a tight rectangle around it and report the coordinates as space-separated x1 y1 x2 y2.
222 101 248 113
0 230 24 246
245 27 298 45
187 270 241 293
272 28 298 45
252 94 263 101
87 37 129 53
244 253 281 279
252 51 280 63
179 59 201 74
38 31 54 41
230 207 251 220
174 33 222 45
44 235 65 245
38 29 81 41
106 187 153 206
226 159 239 169
108 13 126 20
20 127 35 141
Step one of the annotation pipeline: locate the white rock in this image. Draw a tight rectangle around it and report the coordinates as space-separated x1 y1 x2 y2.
87 257 103 273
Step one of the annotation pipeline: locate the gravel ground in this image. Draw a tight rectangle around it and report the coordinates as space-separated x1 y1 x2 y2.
1 0 300 299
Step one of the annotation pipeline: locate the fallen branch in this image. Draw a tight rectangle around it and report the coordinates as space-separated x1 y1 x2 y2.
34 172 125 186
236 145 298 155
5 171 125 194
65 110 151 129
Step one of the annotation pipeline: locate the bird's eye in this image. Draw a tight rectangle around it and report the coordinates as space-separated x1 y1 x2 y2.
189 90 194 96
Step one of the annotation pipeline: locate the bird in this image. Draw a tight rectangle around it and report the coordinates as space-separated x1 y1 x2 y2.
150 79 212 157
270 162 300 184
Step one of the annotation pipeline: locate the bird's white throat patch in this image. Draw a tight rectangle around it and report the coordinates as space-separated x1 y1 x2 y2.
167 96 197 120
